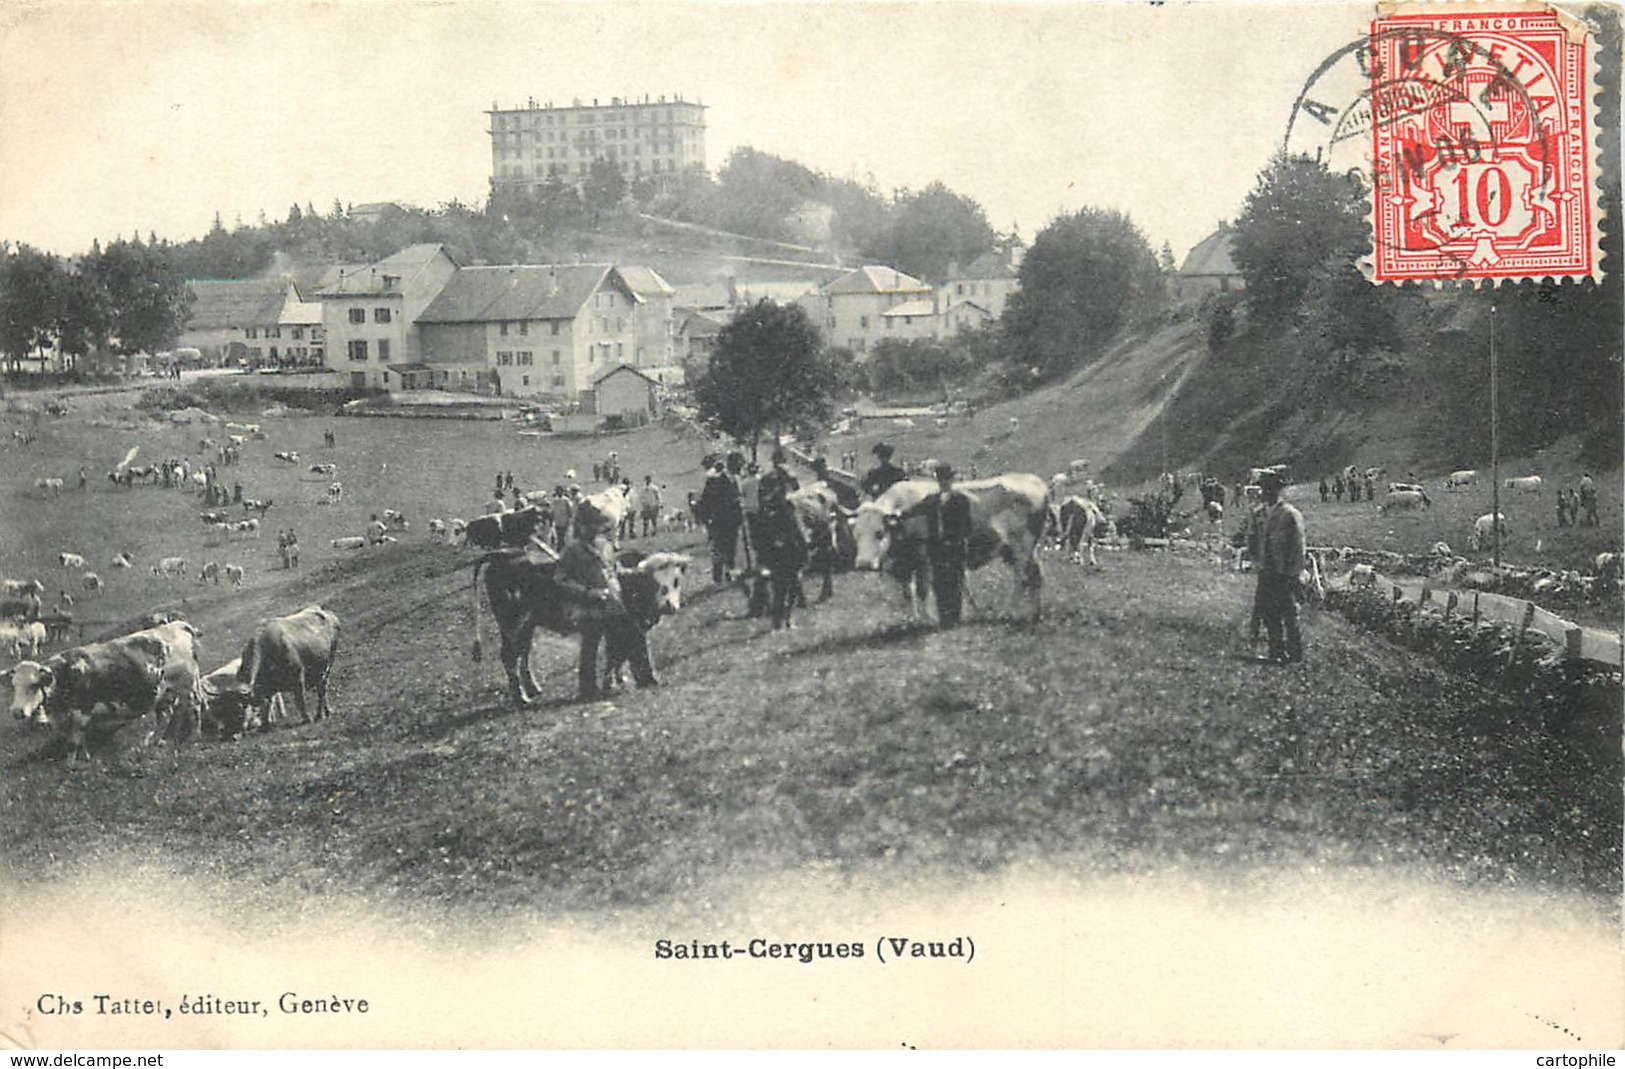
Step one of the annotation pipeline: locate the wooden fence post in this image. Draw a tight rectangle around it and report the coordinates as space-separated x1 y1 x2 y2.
1444 592 1459 620
1505 600 1538 672
1565 626 1583 662
1472 592 1480 629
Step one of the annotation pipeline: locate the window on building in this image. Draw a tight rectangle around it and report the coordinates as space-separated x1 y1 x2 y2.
615 317 623 333
378 340 390 362
552 375 566 387
270 327 281 338
348 308 366 324
552 350 561 365
246 328 258 339
499 321 509 337
347 340 368 361
498 351 513 366
269 346 279 358
374 308 391 323
519 321 528 336
291 327 303 340
518 351 533 366
615 342 623 360
860 315 869 329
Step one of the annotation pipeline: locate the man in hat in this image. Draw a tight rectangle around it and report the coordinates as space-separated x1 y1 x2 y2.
861 442 907 499
903 462 975 628
757 447 800 513
555 500 656 700
698 459 744 583
1249 468 1306 665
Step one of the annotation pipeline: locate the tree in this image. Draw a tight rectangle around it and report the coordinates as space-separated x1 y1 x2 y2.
583 157 627 219
691 300 839 456
999 207 1165 380
0 245 65 370
862 182 995 282
86 239 193 357
287 202 304 225
1230 153 1366 323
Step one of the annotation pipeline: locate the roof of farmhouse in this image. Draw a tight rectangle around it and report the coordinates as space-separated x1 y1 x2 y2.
417 264 637 324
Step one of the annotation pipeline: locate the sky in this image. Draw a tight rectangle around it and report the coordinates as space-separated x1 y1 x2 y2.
0 0 1364 264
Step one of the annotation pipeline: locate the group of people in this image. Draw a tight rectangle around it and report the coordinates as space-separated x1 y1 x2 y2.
276 528 301 569
1556 473 1601 527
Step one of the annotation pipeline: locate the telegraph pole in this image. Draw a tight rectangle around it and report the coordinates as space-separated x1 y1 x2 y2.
1490 303 1500 571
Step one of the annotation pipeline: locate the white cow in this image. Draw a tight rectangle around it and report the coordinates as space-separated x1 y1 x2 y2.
58 553 86 569
35 477 64 495
1469 512 1509 552
224 564 245 588
81 572 102 594
154 556 187 578
331 536 368 550
1445 470 1477 491
1378 489 1430 515
1505 475 1543 494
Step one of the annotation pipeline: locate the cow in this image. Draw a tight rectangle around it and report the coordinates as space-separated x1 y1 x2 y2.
111 552 134 569
1348 563 1378 589
327 481 343 504
200 510 229 525
273 451 300 464
58 553 86 570
198 657 251 737
382 508 408 529
230 518 261 539
308 462 338 477
232 605 341 730
0 621 22 659
0 596 41 621
464 504 551 551
427 518 448 538
783 483 854 603
243 498 273 515
331 536 367 550
153 556 187 578
81 572 102 594
224 564 245 588
1505 475 1543 494
469 549 689 706
198 561 221 584
1445 470 1477 491
1596 553 1621 586
35 477 63 495
3 578 45 601
1469 512 1509 552
1378 489 1431 515
1056 495 1107 566
3 620 204 767
852 474 1049 619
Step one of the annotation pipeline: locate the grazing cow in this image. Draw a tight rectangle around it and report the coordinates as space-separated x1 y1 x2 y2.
35 477 64 495
428 518 448 538
331 536 368 550
58 553 86 570
224 564 245 588
273 451 300 464
81 572 102 595
3 578 45 601
1445 470 1477 491
1378 489 1431 515
1056 495 1107 566
111 552 134 568
1348 563 1378 589
1469 512 1509 552
230 518 261 539
469 549 689 705
308 462 338 477
11 620 47 659
0 596 41 621
200 510 229 525
198 561 221 584
1595 553 1621 586
1387 482 1427 496
243 498 273 515
3 620 203 767
1505 475 1543 494
382 508 408 529
447 519 469 547
852 473 1049 618
154 556 187 578
198 657 251 737
232 605 341 730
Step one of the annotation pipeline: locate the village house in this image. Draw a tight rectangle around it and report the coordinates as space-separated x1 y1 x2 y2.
939 244 1023 319
181 278 325 368
317 244 460 390
798 265 934 356
413 263 643 399
1173 224 1244 302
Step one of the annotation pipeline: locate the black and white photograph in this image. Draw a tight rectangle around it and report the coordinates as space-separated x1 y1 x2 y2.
0 0 1620 1052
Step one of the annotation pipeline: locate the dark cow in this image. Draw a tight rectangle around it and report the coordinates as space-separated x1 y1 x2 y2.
464 504 551 551
233 605 341 729
471 547 690 705
3 620 203 767
786 482 854 603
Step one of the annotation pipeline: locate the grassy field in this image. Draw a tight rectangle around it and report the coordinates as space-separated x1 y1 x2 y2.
0 390 1617 927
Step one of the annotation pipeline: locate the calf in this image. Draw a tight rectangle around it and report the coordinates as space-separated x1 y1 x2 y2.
58 553 86 570
224 564 245 588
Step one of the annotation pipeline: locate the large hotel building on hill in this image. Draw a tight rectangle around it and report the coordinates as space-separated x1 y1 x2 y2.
488 94 706 195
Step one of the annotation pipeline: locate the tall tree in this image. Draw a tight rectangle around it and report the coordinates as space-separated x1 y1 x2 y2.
692 300 839 455
1230 153 1366 323
0 245 65 369
999 207 1165 380
87 239 193 357
862 182 995 282
583 157 628 220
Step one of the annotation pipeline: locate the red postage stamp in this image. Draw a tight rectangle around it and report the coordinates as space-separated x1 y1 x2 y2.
1366 6 1600 283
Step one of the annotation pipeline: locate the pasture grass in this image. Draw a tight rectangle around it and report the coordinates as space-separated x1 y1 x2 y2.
0 394 1618 929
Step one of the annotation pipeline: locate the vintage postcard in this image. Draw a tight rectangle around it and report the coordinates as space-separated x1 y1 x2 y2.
0 0 1619 1052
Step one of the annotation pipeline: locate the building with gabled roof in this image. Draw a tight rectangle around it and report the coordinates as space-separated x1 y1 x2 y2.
318 244 460 389
414 263 643 398
592 363 662 425
797 265 933 356
181 278 326 368
941 245 1023 319
617 264 678 367
1174 224 1244 301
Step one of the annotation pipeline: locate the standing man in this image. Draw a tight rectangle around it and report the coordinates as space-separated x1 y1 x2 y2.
861 442 907 499
554 502 657 701
1250 469 1306 665
756 493 810 630
916 463 974 628
698 460 743 584
757 448 801 512
636 476 663 538
739 462 763 564
1579 472 1598 526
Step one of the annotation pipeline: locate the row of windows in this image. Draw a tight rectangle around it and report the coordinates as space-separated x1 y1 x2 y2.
347 307 393 324
497 320 564 337
495 351 536 367
244 326 323 340
346 339 391 361
495 108 699 130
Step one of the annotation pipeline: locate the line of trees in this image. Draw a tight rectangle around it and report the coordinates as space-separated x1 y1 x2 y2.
0 238 193 373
